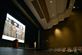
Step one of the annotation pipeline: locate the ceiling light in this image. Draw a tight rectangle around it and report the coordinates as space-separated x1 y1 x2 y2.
50 0 53 3
73 6 75 9
54 29 62 37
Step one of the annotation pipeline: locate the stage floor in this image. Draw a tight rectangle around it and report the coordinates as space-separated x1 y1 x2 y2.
0 47 80 55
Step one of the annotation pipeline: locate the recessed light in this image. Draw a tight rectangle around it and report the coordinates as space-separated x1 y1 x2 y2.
73 6 75 9
50 0 53 3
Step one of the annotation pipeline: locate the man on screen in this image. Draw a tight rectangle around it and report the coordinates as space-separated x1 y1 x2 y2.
16 25 24 40
4 18 12 37
11 22 17 38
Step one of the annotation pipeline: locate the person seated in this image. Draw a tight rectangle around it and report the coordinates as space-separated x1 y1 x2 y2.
12 39 18 48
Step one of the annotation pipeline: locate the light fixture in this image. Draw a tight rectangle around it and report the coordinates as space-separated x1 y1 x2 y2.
73 6 75 9
49 0 53 3
54 28 62 37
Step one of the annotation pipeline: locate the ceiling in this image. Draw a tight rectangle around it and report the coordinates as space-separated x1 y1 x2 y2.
13 0 75 30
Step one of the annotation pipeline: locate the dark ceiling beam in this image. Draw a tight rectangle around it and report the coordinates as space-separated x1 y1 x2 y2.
12 0 39 28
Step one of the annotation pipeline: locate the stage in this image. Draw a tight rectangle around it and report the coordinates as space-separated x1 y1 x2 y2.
0 47 81 55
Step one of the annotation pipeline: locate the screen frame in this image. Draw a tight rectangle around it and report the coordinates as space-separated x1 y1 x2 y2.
2 13 26 43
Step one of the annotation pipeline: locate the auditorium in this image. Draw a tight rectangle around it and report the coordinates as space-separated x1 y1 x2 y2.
0 0 82 55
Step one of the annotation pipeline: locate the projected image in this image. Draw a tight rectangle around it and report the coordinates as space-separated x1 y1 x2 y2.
2 13 25 43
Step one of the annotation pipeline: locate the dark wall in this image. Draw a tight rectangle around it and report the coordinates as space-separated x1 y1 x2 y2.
43 14 82 48
74 0 82 10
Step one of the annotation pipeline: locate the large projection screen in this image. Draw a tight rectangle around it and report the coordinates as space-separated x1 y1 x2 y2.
2 13 25 43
